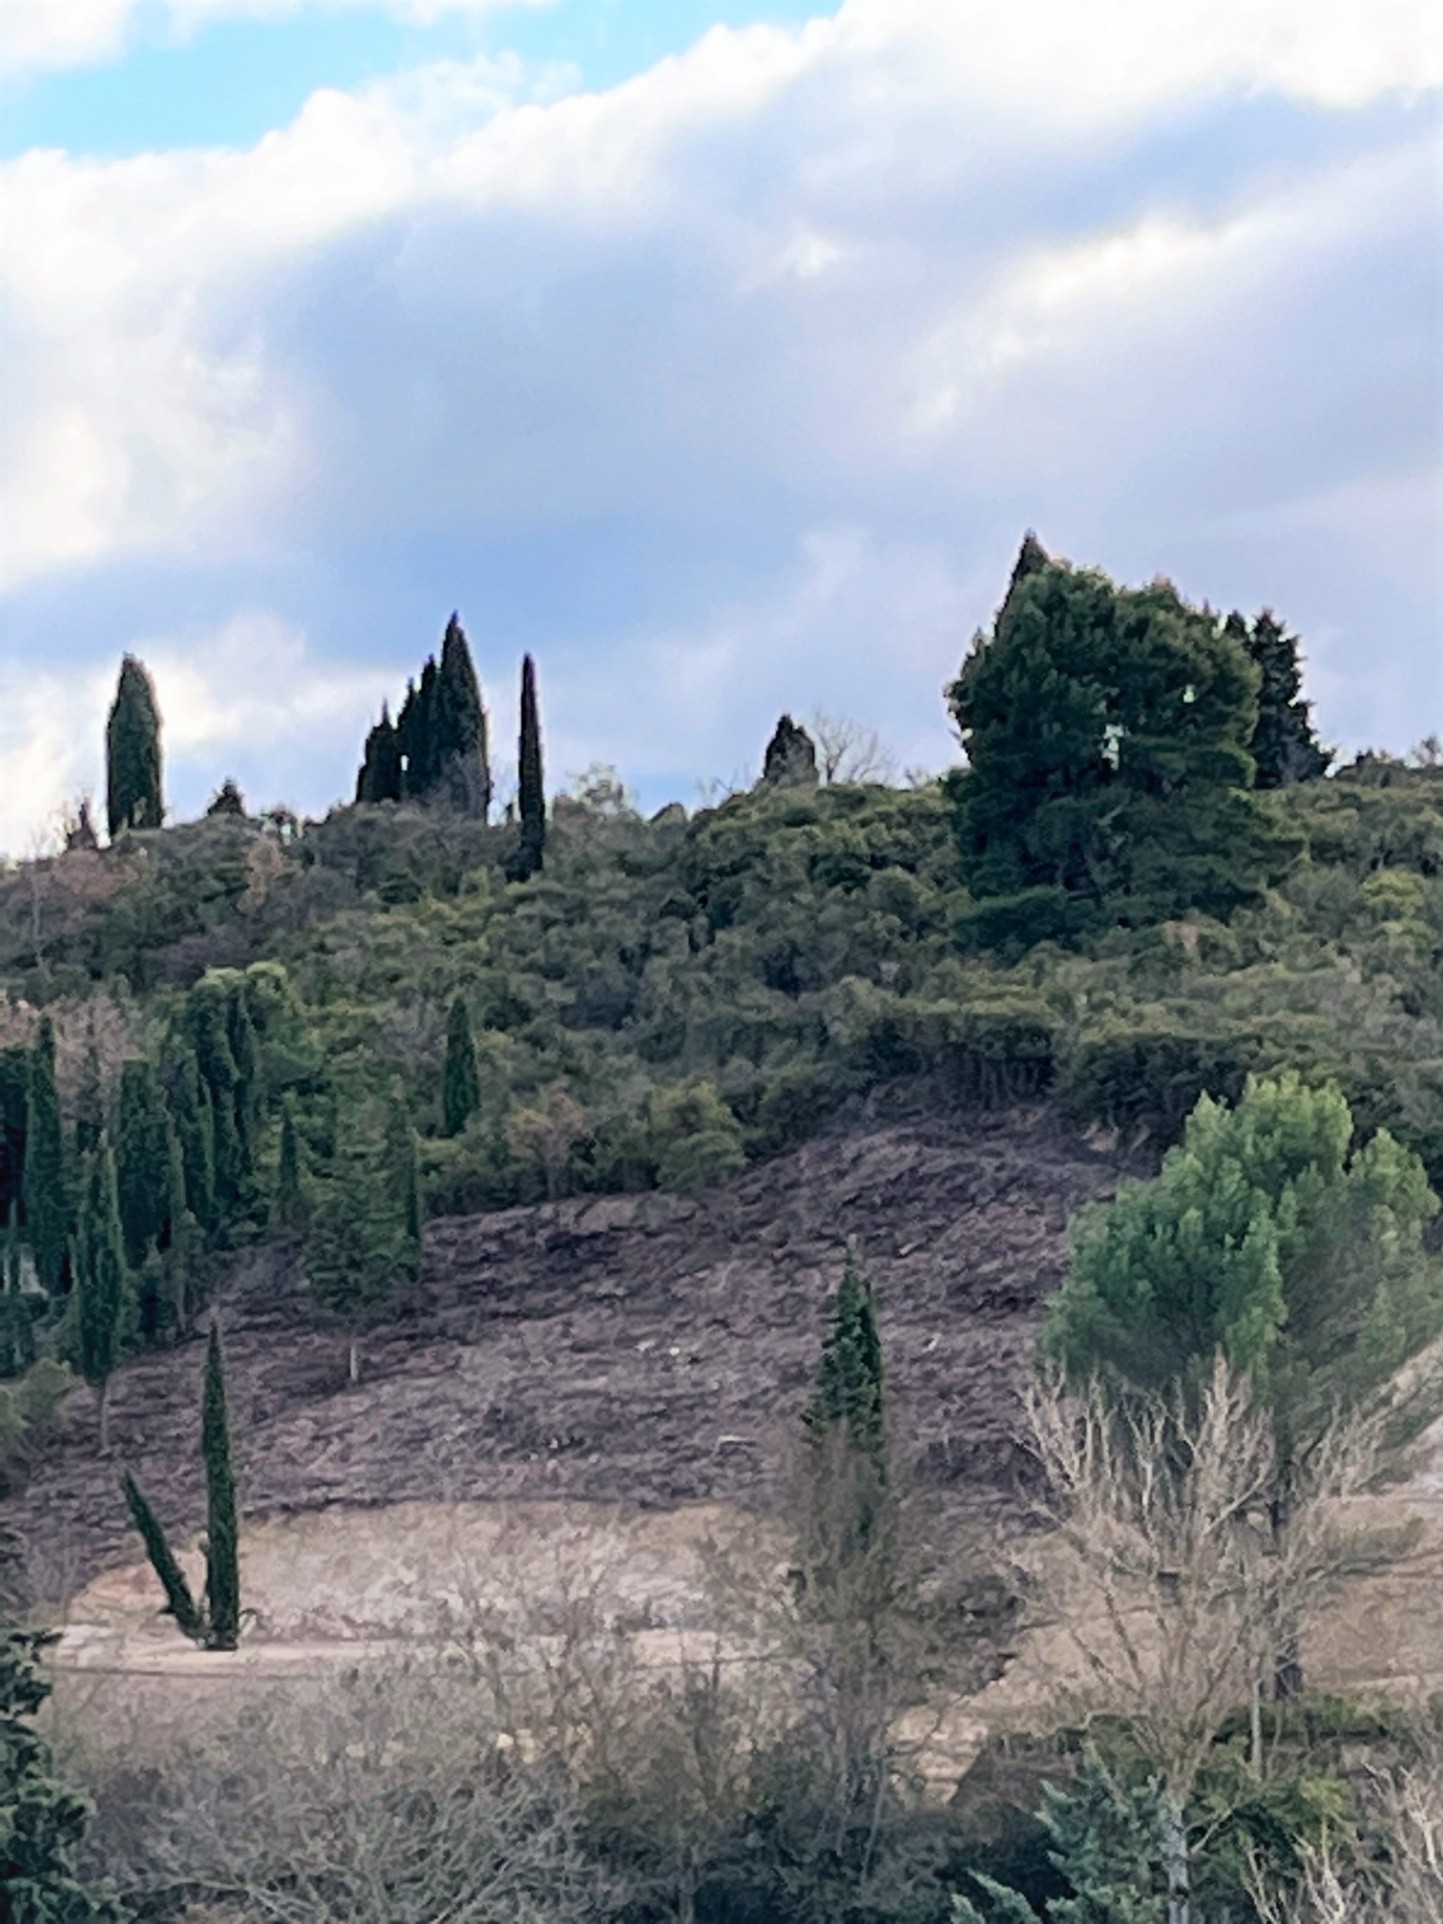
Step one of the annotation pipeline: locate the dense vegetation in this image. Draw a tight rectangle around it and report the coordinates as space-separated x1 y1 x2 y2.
2 541 1441 1921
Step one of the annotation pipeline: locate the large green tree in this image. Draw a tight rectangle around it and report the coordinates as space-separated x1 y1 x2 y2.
105 653 164 837
0 1618 118 1921
434 614 491 818
945 539 1296 941
1043 1072 1443 1692
22 1020 67 1300
306 1105 413 1384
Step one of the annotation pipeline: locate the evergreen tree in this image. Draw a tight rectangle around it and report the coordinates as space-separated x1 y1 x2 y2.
74 1139 128 1453
355 703 403 805
306 1108 408 1384
188 985 249 1215
201 1324 240 1651
805 1245 886 1470
121 1472 205 1641
0 1617 118 1920
761 714 819 788
398 657 441 799
114 1059 171 1270
73 1036 103 1158
441 995 480 1137
509 653 546 881
23 1019 68 1300
105 653 164 837
800 1247 891 1587
1226 609 1330 789
945 540 1297 942
166 1045 215 1230
274 1095 307 1232
227 987 262 1193
435 614 492 817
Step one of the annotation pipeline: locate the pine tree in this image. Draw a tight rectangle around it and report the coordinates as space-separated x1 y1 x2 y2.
274 1095 307 1231
201 1324 240 1651
115 1059 171 1270
442 995 480 1137
121 1472 205 1641
805 1246 886 1467
509 653 546 881
23 1018 68 1300
0 1617 118 1919
435 614 492 818
355 704 403 805
105 654 164 837
74 1138 128 1452
1229 609 1330 789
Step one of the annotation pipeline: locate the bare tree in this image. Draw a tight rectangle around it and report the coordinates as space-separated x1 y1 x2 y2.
806 711 898 786
1017 1358 1390 1924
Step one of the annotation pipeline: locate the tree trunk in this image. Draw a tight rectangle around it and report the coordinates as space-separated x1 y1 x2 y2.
1163 1790 1190 1924
348 1333 360 1385
1270 1479 1304 1700
97 1375 110 1455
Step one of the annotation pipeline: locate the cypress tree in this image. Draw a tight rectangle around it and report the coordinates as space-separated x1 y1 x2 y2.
189 986 248 1214
441 995 480 1137
434 614 492 818
227 987 262 1192
23 1018 68 1300
105 654 164 837
1230 608 1330 789
73 1037 104 1158
509 653 546 881
201 1324 240 1651
805 1245 886 1472
74 1139 128 1452
355 704 403 805
121 1473 205 1642
115 1059 171 1270
274 1096 307 1231
385 1092 423 1277
167 1045 215 1230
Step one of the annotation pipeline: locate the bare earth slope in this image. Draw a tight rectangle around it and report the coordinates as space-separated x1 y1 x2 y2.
10 1110 1126 1601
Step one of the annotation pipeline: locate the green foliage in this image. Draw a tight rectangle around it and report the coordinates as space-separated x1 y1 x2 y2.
274 1095 307 1231
0 1360 72 1494
356 616 490 816
649 1079 746 1191
201 1325 240 1651
0 1617 117 1921
441 993 480 1137
72 1138 128 1422
945 541 1297 929
805 1247 885 1469
510 651 546 881
114 1059 172 1269
1044 1073 1443 1453
1040 1756 1169 1923
105 652 163 837
23 1021 67 1299
306 1098 416 1369
1231 609 1330 790
163 1044 215 1231
121 1470 205 1642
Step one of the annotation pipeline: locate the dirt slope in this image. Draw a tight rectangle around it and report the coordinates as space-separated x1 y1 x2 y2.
9 1109 1127 1604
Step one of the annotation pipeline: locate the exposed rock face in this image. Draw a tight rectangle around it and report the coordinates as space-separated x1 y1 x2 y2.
8 1111 1127 1602
761 714 819 787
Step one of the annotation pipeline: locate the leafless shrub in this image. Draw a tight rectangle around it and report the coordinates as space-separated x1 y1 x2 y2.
805 712 899 786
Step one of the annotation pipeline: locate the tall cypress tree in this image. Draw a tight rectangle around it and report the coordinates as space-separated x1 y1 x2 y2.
115 1060 171 1270
105 654 164 837
121 1473 205 1642
274 1095 307 1232
166 1044 215 1230
189 985 248 1215
509 653 546 881
201 1324 240 1651
434 614 492 818
355 703 403 805
23 1018 68 1300
75 1138 128 1453
1228 608 1330 789
441 995 480 1137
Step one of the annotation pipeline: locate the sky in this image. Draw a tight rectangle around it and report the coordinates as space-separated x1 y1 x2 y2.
1 0 1440 846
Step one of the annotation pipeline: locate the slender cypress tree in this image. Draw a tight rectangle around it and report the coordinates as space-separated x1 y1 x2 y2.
435 614 492 818
73 1037 104 1158
23 1018 68 1300
355 704 403 805
274 1095 307 1231
442 995 480 1137
201 1325 240 1651
105 654 164 837
189 988 246 1213
75 1139 128 1452
166 1045 215 1230
115 1060 171 1270
509 653 546 881
121 1473 205 1642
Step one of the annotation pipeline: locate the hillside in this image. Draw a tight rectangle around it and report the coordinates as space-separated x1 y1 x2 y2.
10 1109 1126 1602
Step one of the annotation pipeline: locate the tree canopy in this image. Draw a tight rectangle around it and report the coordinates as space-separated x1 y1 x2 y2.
105 654 164 837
